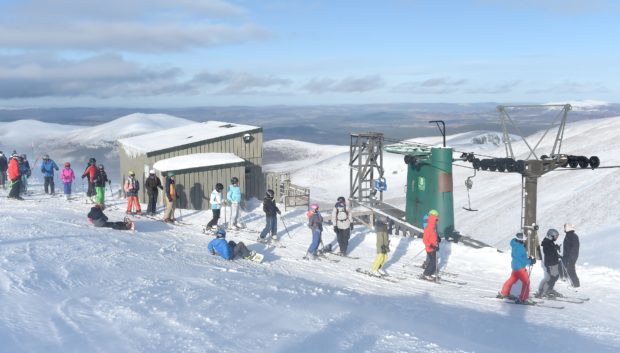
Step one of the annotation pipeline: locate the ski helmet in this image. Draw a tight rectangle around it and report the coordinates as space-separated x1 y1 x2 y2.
216 228 226 238
231 176 239 184
98 164 105 170
168 171 175 177
429 209 439 217
64 162 71 167
22 154 27 159
89 157 96 165
337 196 346 203
564 223 575 232
310 203 319 211
546 228 559 240
149 169 155 175
266 189 275 198
514 232 525 241
43 154 49 160
128 170 135 176
215 183 224 191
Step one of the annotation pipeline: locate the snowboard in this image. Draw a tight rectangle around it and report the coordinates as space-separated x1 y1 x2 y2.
248 252 264 263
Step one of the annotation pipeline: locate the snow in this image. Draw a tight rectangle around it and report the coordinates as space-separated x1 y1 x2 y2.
153 153 245 172
118 121 260 157
1 115 620 353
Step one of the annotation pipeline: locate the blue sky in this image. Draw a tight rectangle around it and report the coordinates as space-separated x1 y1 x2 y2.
0 0 618 107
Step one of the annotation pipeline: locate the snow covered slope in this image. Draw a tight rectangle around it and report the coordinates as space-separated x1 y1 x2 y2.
1 115 619 352
0 183 618 353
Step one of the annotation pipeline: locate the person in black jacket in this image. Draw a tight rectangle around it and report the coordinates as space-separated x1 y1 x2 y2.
258 189 280 241
87 204 133 230
536 228 562 298
0 151 8 189
562 223 580 287
144 170 163 215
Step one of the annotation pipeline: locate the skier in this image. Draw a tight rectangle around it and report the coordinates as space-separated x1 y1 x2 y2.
19 154 31 194
421 209 441 269
40 154 59 195
163 172 177 223
60 162 75 200
208 228 256 260
227 176 242 229
422 210 440 280
305 203 324 258
331 196 352 256
258 189 281 241
7 153 23 200
124 170 142 215
370 216 390 276
562 223 580 287
206 183 224 230
93 164 109 206
498 232 536 304
87 204 133 231
0 151 8 189
82 158 97 201
536 228 562 298
144 170 163 215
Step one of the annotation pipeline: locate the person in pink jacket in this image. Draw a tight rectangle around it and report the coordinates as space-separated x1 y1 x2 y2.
61 162 75 200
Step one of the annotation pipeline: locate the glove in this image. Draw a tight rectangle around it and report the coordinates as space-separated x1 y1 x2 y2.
333 226 338 233
437 237 442 243
554 244 561 251
82 175 85 179
277 210 281 215
530 257 536 265
168 197 173 202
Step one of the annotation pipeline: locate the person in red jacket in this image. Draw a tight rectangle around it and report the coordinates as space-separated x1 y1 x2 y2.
82 158 97 201
7 153 23 200
422 209 440 280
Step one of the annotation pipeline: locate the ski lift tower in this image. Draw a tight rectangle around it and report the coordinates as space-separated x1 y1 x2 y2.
349 132 384 204
468 104 600 258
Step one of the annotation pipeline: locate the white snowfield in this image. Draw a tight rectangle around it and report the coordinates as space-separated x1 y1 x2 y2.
0 114 619 353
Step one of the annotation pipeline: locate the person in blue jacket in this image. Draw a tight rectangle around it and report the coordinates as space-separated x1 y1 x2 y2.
498 232 536 304
227 176 243 229
208 229 254 260
40 154 59 195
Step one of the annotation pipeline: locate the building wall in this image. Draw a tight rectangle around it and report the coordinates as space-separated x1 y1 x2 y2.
118 129 263 207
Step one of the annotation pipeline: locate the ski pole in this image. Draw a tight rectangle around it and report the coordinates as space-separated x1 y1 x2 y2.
280 214 292 238
402 246 427 268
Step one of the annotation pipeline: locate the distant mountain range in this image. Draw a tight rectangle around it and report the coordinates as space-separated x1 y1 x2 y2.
2 102 619 144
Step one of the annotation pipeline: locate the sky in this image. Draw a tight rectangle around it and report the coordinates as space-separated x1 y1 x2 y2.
0 0 618 108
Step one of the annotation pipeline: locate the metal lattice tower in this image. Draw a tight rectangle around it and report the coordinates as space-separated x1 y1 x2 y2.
350 133 384 205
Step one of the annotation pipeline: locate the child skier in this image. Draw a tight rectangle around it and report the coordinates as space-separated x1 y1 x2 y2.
371 217 390 275
422 210 440 280
124 170 142 215
87 204 134 231
331 196 351 256
498 232 536 304
227 176 242 229
536 228 562 298
93 164 109 206
306 203 323 258
208 228 257 260
60 162 75 200
258 189 281 241
206 183 224 230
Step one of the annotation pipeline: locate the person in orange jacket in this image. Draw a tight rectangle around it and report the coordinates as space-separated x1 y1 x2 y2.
422 209 440 280
7 153 22 200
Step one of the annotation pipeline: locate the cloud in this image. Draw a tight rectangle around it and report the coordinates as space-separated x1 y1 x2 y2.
393 77 468 94
190 71 292 94
465 80 520 94
0 0 267 52
302 75 385 94
0 54 292 99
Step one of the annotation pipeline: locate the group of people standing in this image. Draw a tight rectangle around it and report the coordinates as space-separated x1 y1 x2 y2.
499 224 581 304
2 151 77 200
